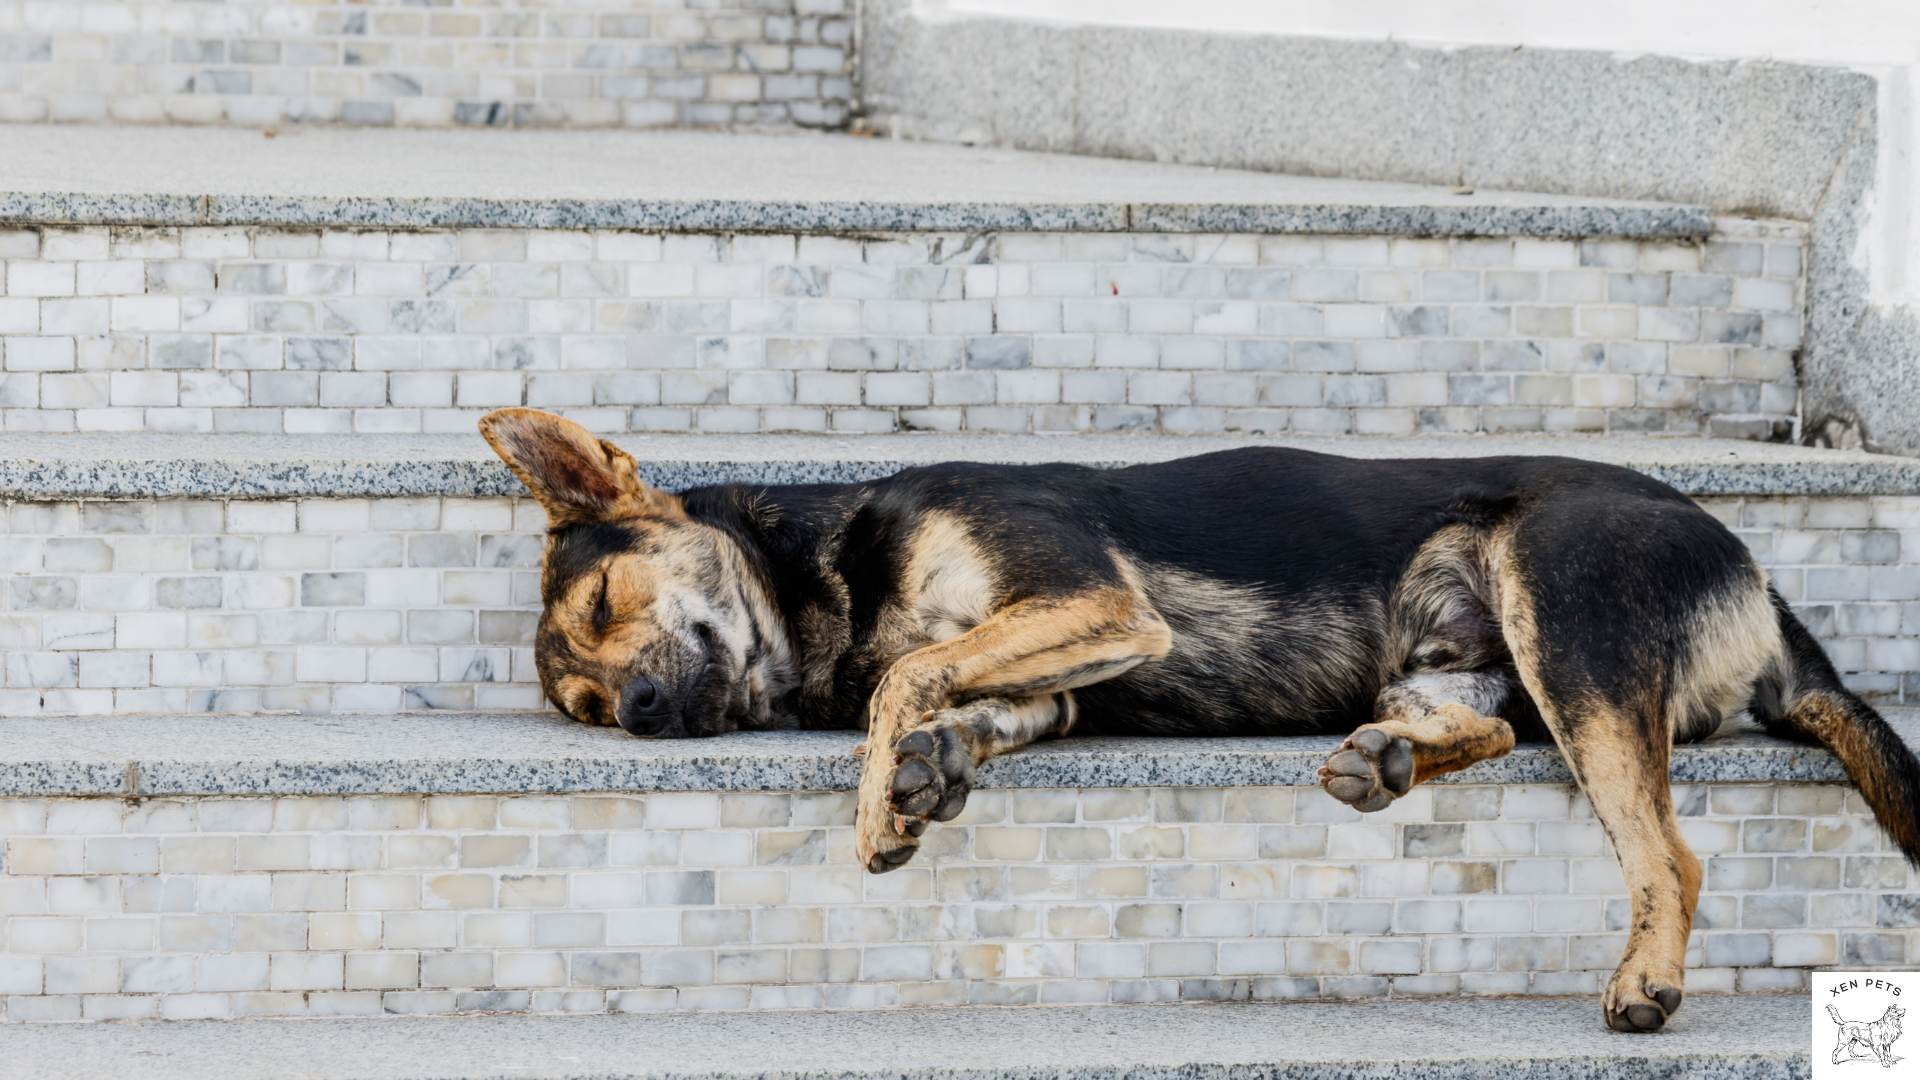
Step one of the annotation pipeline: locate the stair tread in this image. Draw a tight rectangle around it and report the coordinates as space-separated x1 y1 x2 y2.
3 432 1916 498
0 125 1710 236
3 710 1911 797
2 995 1811 1079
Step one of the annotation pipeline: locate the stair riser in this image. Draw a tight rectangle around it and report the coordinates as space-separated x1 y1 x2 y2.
0 224 1802 437
0 1 853 131
0 780 1902 1021
3 491 1917 715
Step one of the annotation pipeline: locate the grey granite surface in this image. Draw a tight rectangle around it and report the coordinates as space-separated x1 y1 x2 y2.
0 996 1811 1079
4 432 1919 500
0 125 1708 237
2 710 1907 797
1796 87 1920 461
860 0 1862 222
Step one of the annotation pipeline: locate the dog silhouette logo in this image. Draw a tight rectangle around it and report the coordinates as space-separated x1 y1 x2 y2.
1827 1003 1906 1068
1817 972 1915 1075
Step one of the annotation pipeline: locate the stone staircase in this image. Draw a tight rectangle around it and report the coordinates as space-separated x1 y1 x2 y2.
0 122 1900 1072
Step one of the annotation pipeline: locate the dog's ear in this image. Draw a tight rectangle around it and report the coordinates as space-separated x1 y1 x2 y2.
479 408 683 529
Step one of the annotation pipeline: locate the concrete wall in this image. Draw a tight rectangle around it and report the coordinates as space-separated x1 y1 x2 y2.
941 0 1920 309
858 0 1920 459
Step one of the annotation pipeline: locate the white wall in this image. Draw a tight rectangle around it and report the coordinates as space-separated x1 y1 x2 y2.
938 0 1920 309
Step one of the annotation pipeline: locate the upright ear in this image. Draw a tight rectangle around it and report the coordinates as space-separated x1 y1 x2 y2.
479 409 682 529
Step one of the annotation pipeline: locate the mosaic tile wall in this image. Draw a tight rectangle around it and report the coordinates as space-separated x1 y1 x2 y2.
0 782 1905 1020
0 224 1803 437
0 0 851 129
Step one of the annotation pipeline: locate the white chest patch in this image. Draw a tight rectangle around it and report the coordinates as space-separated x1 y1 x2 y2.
906 513 998 643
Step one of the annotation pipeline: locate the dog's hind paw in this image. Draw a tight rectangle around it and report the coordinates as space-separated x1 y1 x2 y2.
1318 726 1414 813
1603 968 1683 1033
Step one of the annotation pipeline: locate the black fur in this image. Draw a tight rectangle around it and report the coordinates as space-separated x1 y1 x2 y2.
650 448 1740 741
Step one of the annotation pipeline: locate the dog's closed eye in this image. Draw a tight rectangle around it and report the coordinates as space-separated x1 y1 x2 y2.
562 683 612 726
592 572 611 635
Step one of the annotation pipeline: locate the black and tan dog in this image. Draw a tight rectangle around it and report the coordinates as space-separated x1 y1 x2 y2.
480 408 1920 1033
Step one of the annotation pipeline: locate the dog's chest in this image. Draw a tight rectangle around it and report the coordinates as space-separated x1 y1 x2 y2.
896 512 998 645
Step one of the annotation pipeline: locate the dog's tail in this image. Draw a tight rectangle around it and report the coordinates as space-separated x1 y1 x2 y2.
1829 1004 1847 1026
1759 587 1920 867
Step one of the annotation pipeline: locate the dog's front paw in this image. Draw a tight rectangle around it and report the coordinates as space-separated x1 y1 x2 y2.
1318 726 1413 813
854 793 921 875
854 730 925 875
855 712 985 874
889 722 976 823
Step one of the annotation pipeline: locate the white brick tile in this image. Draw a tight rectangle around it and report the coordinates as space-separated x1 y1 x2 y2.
0 774 1897 1015
1 221 1780 436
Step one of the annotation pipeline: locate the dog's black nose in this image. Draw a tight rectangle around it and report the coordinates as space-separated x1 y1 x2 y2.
618 676 671 735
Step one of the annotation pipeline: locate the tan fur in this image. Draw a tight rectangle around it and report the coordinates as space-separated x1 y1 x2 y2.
1390 524 1505 670
1498 561 1697 1030
479 408 683 528
551 674 620 726
532 516 793 729
1365 703 1517 786
1669 572 1786 742
1792 691 1920 860
1135 561 1383 724
482 409 794 731
925 693 1078 762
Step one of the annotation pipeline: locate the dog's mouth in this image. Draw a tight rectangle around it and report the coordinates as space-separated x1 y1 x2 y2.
619 649 737 739
680 660 726 735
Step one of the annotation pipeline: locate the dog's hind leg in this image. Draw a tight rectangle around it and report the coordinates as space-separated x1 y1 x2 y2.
1490 513 1765 1034
1564 710 1699 1035
1498 626 1698 1034
1319 671 1520 812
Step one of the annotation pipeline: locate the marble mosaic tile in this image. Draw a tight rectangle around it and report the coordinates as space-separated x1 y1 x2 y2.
0 783 1902 1019
0 226 1804 437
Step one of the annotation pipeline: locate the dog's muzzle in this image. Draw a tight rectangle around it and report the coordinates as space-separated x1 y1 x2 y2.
617 674 672 736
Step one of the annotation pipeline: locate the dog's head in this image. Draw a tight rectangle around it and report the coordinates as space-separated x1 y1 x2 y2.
481 409 789 737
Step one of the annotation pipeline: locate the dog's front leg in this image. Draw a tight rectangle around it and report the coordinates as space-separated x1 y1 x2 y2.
855 590 1170 873
887 693 1076 822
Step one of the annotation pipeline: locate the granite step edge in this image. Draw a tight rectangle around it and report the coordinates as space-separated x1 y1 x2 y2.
6 432 1920 499
0 195 1715 238
0 712 1885 797
0 996 1812 1079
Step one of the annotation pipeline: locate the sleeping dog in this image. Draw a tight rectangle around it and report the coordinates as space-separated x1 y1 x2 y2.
480 407 1920 1034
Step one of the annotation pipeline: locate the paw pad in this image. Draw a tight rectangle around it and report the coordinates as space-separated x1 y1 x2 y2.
1319 727 1415 813
1605 985 1681 1033
888 724 976 824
